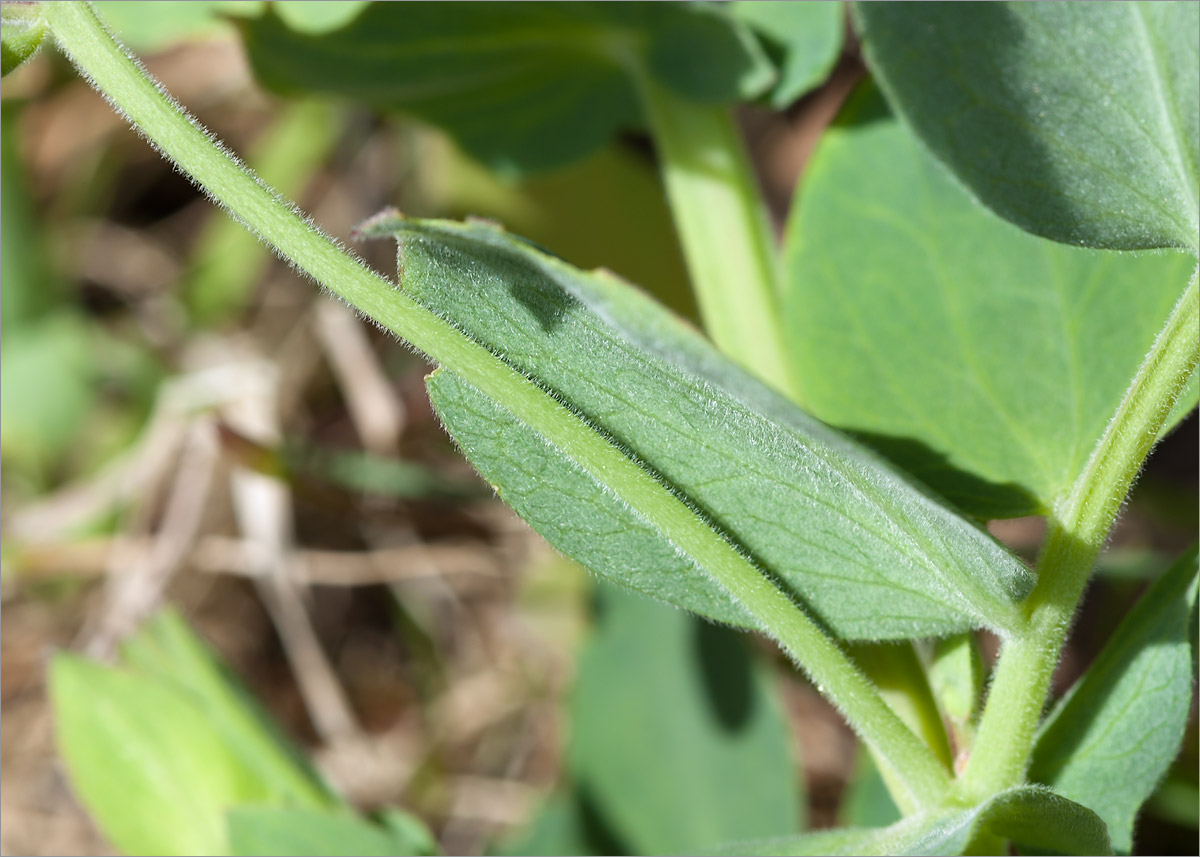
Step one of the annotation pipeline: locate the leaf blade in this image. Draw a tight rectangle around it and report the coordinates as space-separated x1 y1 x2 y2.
377 216 1035 639
716 786 1112 856
568 585 802 854
239 2 773 175
853 1 1200 253
1029 545 1200 852
783 86 1196 518
227 806 434 857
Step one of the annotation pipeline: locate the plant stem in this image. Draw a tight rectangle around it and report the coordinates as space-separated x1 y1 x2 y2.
960 269 1200 802
849 641 955 815
45 1 951 809
635 75 797 399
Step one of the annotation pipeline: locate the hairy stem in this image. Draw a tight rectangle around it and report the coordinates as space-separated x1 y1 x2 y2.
635 75 796 399
44 1 951 809
961 269 1200 801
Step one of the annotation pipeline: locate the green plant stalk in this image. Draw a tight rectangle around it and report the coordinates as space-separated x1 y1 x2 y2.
44 1 952 809
960 269 1200 802
638 67 957 815
849 642 955 816
186 99 339 324
635 75 796 399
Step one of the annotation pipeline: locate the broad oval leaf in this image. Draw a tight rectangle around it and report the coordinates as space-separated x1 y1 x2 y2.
1029 546 1200 853
717 786 1112 856
361 215 1034 640
854 1 1200 254
569 584 801 853
783 87 1197 519
239 2 774 175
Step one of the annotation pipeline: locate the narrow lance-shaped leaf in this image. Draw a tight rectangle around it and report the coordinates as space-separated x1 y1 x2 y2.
783 86 1197 519
361 215 1034 640
1029 545 1200 853
239 2 774 175
51 655 283 856
715 786 1112 856
853 1 1200 254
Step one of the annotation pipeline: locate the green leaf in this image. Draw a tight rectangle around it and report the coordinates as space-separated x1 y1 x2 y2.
717 786 1112 856
227 806 435 857
569 584 801 853
1 315 98 473
364 217 1034 640
1029 545 1199 853
840 750 901 829
1 2 47 76
1 103 64 329
118 609 337 810
731 1 844 107
783 87 1197 519
51 655 281 855
239 2 773 174
50 611 340 855
497 789 631 857
272 1 368 34
92 1 264 51
853 2 1200 254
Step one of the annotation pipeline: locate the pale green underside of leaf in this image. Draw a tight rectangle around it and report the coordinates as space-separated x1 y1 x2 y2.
729 1 844 108
227 806 432 857
361 217 1034 640
854 1 1200 254
239 2 773 175
715 786 1112 856
784 87 1197 519
1029 545 1199 853
568 584 800 854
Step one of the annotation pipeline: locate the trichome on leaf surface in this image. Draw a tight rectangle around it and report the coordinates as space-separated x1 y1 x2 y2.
4 1 1198 855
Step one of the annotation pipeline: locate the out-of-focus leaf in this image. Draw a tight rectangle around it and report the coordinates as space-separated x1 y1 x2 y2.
240 2 773 174
119 609 336 809
854 2 1200 253
227 806 435 857
569 584 801 853
1029 545 1199 853
783 87 1196 519
0 315 97 473
731 1 843 106
1 103 64 331
717 786 1111 856
497 789 630 857
51 655 280 855
361 217 1035 640
285 443 484 501
2 2 46 76
840 750 901 829
272 1 368 34
92 1 263 51
51 610 341 855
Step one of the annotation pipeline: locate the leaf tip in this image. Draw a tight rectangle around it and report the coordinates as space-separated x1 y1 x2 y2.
350 206 405 241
